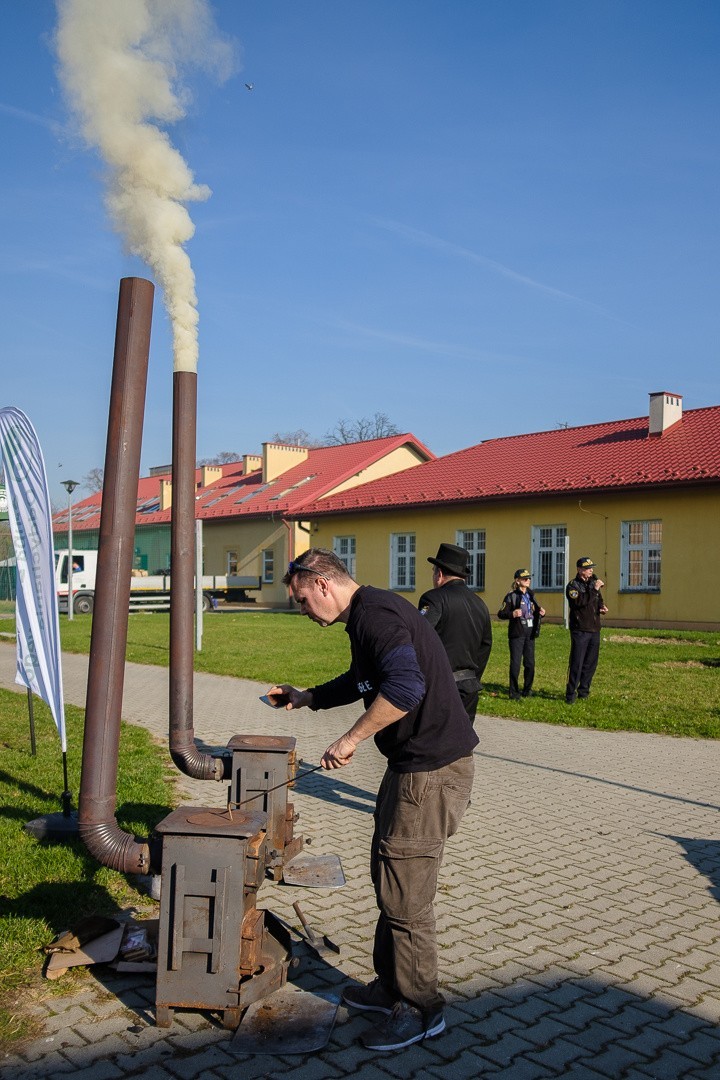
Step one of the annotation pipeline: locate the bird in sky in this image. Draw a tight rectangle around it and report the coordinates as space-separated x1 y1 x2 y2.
245 82 254 91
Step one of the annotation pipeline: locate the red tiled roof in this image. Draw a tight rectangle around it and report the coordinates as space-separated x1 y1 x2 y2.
52 435 434 532
295 406 720 517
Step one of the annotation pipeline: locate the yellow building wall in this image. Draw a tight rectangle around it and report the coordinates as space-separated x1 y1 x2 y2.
323 446 428 498
308 485 717 629
202 518 308 606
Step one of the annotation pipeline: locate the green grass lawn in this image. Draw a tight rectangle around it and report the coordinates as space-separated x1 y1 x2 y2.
19 609 720 739
0 690 174 1047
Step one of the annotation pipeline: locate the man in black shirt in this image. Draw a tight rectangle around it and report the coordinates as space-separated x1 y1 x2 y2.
266 548 477 1051
418 542 492 722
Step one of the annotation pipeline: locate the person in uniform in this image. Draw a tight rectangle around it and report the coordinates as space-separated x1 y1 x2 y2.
417 542 492 723
265 549 477 1051
565 556 608 703
498 569 545 699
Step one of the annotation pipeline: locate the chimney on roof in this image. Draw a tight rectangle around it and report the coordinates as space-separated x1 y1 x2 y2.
242 453 262 475
160 479 172 510
262 442 309 483
648 391 683 435
200 465 222 487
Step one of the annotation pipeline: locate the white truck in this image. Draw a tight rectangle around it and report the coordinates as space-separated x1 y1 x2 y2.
55 550 261 615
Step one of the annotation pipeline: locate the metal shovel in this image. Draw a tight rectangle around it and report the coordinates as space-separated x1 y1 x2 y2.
292 901 340 958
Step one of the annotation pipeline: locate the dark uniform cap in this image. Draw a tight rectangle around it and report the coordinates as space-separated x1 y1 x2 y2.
576 557 595 569
428 543 470 578
514 569 531 579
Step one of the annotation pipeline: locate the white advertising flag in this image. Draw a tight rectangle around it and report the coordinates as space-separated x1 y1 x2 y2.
0 408 66 750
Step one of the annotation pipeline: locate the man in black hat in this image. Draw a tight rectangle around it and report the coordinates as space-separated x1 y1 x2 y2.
565 557 608 703
498 569 545 699
418 543 492 723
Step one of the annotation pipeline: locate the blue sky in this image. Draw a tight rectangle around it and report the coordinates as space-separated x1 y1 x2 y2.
1 0 718 508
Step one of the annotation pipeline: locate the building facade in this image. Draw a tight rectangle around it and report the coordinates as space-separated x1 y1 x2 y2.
295 394 720 630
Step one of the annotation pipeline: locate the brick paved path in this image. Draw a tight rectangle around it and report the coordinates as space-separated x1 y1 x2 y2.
2 642 720 1078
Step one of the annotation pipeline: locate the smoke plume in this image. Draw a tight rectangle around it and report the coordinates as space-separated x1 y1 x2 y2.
54 0 235 372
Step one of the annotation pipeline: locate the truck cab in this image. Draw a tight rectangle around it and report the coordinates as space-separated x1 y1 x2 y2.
56 550 97 614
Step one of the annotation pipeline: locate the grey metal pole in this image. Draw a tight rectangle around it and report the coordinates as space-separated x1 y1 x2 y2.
67 497 73 621
61 480 80 619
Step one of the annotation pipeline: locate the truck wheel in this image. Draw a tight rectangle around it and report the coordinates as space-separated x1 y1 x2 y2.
74 594 94 615
201 593 212 613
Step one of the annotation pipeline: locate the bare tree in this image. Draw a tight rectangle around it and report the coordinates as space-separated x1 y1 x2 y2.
197 451 240 466
324 412 400 445
83 466 104 493
269 429 321 447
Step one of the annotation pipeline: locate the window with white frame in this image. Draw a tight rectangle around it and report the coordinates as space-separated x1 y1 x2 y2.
531 525 567 589
333 536 356 578
227 550 238 575
621 520 662 591
262 549 274 584
390 533 415 590
456 529 486 590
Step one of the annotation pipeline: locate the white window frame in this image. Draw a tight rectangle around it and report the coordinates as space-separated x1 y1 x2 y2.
390 533 415 590
531 524 567 590
262 549 274 584
456 529 486 590
621 520 662 591
227 550 239 576
333 535 356 578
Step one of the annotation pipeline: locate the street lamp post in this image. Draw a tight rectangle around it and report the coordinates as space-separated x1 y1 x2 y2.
61 480 79 620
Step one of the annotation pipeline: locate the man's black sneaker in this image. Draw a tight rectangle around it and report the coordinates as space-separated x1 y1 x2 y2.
360 1001 446 1050
342 979 396 1014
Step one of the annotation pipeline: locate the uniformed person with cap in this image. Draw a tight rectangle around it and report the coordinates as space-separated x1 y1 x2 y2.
565 556 608 703
418 543 492 723
498 569 545 700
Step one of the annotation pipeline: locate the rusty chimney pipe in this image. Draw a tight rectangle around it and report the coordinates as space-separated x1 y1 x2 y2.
78 277 154 873
168 369 225 780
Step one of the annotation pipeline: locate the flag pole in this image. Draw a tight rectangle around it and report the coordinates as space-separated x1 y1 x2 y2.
27 687 36 756
61 740 73 819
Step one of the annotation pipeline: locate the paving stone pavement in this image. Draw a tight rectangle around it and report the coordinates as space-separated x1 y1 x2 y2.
2 641 720 1078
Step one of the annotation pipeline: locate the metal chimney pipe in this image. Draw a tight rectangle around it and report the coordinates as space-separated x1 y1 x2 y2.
78 278 154 873
168 369 225 780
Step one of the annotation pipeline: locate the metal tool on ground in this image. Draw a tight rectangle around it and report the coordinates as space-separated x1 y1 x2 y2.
229 984 340 1055
293 901 341 958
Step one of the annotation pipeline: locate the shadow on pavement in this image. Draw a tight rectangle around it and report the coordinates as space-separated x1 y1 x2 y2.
292 767 376 814
478 751 720 812
19 961 720 1077
667 835 720 905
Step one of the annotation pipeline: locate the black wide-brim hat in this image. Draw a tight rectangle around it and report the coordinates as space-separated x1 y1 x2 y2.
428 543 471 578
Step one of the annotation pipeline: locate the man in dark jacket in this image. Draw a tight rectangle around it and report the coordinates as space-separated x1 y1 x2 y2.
498 569 545 699
565 556 608 703
418 542 492 723
266 549 477 1051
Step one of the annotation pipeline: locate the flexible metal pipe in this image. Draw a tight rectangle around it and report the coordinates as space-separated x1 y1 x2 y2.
78 277 154 874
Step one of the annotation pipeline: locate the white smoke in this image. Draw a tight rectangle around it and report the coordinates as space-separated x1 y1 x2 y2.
54 0 235 372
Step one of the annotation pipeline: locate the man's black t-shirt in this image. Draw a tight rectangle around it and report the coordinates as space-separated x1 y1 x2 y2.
309 586 479 772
